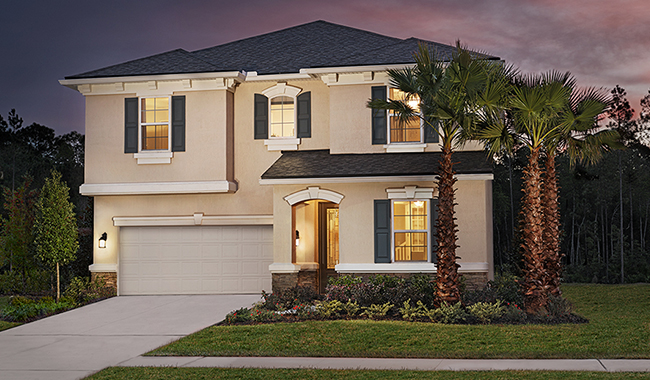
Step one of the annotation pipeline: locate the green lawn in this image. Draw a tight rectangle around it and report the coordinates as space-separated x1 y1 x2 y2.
149 284 650 359
86 368 650 380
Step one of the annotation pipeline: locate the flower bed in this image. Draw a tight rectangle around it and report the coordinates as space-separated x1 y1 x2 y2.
222 274 587 326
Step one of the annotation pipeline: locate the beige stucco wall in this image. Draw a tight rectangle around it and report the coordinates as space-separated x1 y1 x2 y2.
327 83 484 154
271 179 493 272
83 75 492 277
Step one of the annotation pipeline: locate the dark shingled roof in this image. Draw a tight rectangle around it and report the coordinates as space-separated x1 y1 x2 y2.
66 21 499 79
261 150 492 180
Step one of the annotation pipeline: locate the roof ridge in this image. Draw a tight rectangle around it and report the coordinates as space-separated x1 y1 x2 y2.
190 20 401 55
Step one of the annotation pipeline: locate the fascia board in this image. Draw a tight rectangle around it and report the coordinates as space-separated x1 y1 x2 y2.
59 71 245 87
259 173 493 185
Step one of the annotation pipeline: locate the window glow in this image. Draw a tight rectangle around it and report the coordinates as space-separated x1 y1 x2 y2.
389 88 422 143
393 200 428 261
270 96 295 137
141 97 170 151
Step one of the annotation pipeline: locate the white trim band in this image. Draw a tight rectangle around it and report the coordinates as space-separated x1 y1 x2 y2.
261 173 493 185
335 262 488 273
80 181 238 196
284 186 344 205
113 214 273 227
269 263 301 274
89 263 117 273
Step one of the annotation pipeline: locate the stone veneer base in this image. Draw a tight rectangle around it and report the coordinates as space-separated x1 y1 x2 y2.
91 272 117 291
272 271 488 293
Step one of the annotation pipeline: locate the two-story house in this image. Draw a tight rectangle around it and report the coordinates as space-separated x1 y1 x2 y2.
60 21 495 295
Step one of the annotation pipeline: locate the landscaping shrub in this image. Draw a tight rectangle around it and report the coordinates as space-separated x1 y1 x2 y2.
501 302 527 323
1 297 75 322
325 274 437 313
428 302 468 324
360 302 393 319
260 285 320 311
315 300 344 319
462 272 524 306
224 307 252 324
63 276 116 305
467 300 505 324
398 299 429 321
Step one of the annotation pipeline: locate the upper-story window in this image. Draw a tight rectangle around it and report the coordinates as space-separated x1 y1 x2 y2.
389 88 422 144
371 86 438 151
141 97 170 150
270 95 295 138
254 83 311 151
124 96 185 164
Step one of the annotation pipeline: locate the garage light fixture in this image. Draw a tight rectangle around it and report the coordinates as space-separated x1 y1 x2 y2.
98 232 107 249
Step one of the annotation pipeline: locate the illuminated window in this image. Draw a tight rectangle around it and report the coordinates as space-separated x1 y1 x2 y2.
140 97 169 150
393 200 428 261
389 88 422 143
270 96 295 137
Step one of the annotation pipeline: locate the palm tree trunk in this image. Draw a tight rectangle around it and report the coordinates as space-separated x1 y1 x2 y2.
521 147 547 313
542 153 562 297
56 262 60 302
435 145 461 305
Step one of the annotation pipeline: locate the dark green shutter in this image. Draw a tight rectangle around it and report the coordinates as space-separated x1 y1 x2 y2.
124 97 138 153
297 92 311 138
254 94 268 139
424 117 439 143
171 95 185 152
430 198 438 263
371 86 387 145
374 199 391 263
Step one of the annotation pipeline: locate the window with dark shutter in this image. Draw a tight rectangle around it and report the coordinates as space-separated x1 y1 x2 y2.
296 91 311 138
374 199 391 263
371 86 387 145
124 97 138 153
254 94 269 139
171 96 185 152
424 117 439 143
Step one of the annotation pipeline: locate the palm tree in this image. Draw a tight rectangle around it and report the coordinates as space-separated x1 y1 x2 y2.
542 86 616 297
480 72 617 311
368 43 513 304
480 72 570 312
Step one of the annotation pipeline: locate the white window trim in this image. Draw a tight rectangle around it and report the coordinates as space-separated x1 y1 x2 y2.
262 83 302 151
136 95 172 164
391 199 431 263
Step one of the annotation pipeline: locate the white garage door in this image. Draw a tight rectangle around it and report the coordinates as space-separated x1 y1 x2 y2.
119 225 273 295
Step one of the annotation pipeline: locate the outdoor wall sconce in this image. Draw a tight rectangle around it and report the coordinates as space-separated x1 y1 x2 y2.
295 230 300 247
98 232 107 249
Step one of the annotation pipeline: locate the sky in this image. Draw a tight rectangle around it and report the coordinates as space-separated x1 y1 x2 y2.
1 0 649 135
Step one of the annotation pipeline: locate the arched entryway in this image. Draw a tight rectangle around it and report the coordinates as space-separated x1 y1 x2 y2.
284 187 343 293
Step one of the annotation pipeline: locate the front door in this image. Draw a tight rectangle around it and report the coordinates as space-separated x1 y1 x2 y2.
318 203 339 293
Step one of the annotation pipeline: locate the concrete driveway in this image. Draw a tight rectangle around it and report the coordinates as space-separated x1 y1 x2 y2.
0 294 261 380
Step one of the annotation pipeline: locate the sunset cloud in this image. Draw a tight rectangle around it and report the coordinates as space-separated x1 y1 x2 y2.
1 0 649 133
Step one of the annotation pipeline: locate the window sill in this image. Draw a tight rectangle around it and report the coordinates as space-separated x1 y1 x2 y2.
383 143 426 153
134 151 173 164
264 138 300 151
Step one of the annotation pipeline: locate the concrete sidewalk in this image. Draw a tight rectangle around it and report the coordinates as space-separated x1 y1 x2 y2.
119 356 650 372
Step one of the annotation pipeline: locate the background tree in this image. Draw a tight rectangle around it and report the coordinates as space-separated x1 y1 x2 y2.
0 177 38 291
34 170 78 301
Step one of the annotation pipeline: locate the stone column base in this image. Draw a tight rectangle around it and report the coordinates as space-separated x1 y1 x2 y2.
91 272 117 291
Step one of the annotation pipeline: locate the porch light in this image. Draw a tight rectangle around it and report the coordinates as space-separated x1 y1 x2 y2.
98 232 107 249
295 230 300 246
